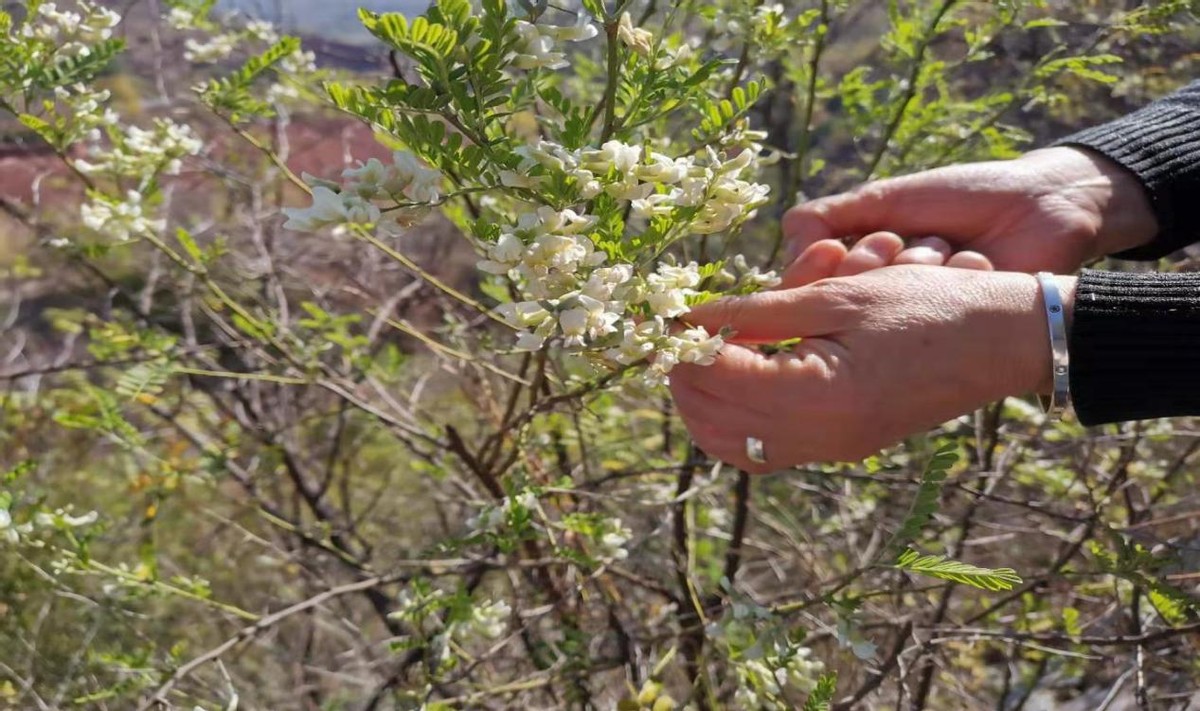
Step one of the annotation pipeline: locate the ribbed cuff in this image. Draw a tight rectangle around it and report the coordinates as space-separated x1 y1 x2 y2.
1054 82 1200 261
1070 269 1200 425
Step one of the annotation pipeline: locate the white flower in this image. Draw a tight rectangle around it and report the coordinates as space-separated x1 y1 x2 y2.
388 151 441 203
495 301 551 329
582 140 642 173
655 43 693 70
500 170 541 189
282 186 351 232
184 34 238 63
542 15 599 42
557 306 589 347
674 328 723 365
35 508 98 528
494 233 525 261
646 289 689 318
644 263 702 318
649 263 702 291
0 509 15 544
468 505 506 533
733 642 825 710
478 232 525 274
81 191 165 241
673 174 711 206
244 19 279 43
630 193 676 220
342 158 390 198
616 12 654 56
580 264 633 301
266 81 300 103
265 81 300 103
563 295 621 347
515 491 538 511
457 599 511 643
514 140 576 173
517 206 595 236
512 21 567 70
166 7 195 29
721 148 758 175
754 3 787 23
638 152 692 184
598 520 632 560
341 195 381 224
278 49 317 74
606 319 662 365
82 3 119 41
606 178 655 202
515 330 547 351
521 233 604 278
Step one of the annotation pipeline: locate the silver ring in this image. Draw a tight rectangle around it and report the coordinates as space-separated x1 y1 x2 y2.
746 436 767 464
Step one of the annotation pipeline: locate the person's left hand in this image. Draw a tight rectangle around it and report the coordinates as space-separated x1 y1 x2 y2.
669 265 1074 473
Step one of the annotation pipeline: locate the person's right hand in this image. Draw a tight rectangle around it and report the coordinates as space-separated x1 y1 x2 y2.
781 146 1159 286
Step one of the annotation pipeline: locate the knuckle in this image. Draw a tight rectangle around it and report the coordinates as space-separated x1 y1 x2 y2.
808 276 871 311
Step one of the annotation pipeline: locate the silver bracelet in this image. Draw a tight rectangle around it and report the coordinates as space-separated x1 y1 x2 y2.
1035 272 1070 416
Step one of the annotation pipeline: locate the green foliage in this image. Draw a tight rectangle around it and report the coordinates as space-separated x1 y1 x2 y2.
1089 534 1200 624
34 38 123 88
1 0 1199 707
801 672 839 711
198 37 300 122
889 443 957 549
895 549 1023 591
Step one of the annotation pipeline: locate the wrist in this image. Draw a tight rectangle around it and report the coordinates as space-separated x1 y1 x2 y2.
971 272 1075 400
1022 147 1158 257
1026 274 1076 397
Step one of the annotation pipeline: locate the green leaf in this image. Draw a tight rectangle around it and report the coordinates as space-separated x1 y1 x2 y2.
175 228 203 263
895 549 1022 591
890 443 957 550
116 360 174 401
801 672 838 711
35 38 125 88
1023 18 1068 29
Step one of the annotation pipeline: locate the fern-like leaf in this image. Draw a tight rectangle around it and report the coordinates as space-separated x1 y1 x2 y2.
116 360 173 402
801 672 838 711
890 443 957 550
895 549 1022 591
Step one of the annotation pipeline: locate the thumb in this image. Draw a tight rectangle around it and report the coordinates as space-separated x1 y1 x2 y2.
683 285 850 344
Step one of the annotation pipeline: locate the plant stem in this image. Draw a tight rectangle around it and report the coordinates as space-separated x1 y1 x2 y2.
864 0 959 181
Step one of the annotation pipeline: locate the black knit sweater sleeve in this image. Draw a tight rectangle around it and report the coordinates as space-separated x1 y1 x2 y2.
1070 269 1200 425
1055 80 1200 260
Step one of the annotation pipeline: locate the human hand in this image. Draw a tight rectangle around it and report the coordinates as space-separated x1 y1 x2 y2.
670 266 1075 473
781 146 1157 286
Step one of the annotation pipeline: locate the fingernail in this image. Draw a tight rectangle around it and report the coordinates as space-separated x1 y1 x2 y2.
905 246 940 261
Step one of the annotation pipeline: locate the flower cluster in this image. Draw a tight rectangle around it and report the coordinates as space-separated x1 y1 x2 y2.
479 135 773 383
388 585 511 669
20 1 119 58
596 518 632 561
282 151 443 233
52 82 119 145
76 118 204 178
167 8 316 105
466 490 537 535
511 16 598 70
184 34 238 63
734 644 825 710
81 190 165 242
1 505 99 545
617 12 655 56
455 599 511 645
